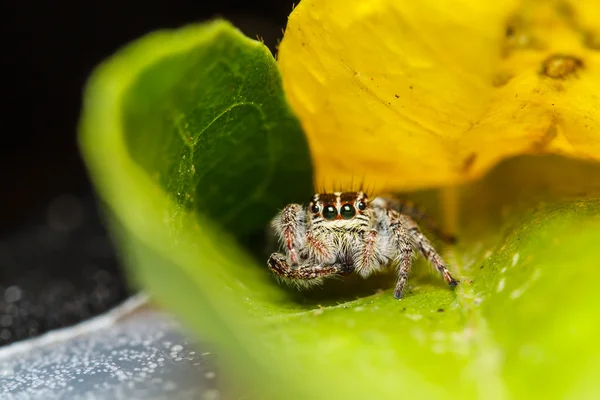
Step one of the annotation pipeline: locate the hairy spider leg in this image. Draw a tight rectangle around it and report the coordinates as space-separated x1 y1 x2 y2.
388 217 414 299
353 229 382 277
400 215 459 288
267 252 343 288
368 199 414 298
271 203 306 266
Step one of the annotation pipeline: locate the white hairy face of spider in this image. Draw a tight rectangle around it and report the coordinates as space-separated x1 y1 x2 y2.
267 191 459 300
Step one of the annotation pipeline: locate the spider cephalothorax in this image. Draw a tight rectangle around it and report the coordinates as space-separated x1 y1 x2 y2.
268 191 458 299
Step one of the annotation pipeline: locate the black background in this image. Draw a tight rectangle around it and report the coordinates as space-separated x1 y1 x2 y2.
1 0 293 346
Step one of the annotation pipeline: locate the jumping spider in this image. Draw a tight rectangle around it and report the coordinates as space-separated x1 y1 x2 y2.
268 191 459 299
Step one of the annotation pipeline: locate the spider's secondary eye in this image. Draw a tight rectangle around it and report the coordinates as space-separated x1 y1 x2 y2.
310 204 320 213
340 204 355 219
357 201 367 211
322 205 338 220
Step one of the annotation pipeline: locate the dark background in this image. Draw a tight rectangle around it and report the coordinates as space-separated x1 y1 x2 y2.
1 0 293 346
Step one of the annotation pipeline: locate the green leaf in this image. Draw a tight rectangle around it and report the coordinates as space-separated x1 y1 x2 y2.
79 20 600 400
78 20 316 398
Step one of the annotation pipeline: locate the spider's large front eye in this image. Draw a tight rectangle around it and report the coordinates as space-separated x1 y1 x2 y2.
340 204 355 219
322 205 338 220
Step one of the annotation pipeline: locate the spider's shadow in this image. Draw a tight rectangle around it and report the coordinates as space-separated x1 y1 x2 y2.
275 263 447 308
286 272 395 307
282 272 394 308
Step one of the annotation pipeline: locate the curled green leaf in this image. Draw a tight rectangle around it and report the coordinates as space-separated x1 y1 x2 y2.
79 18 600 400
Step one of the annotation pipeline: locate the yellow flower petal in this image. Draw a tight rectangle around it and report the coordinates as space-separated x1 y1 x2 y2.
278 0 600 192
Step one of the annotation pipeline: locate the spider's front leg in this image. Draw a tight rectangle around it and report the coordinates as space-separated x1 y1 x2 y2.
354 229 386 278
388 217 415 299
270 203 306 267
267 253 343 287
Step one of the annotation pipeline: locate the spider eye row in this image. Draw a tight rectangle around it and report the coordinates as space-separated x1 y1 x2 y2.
311 201 367 220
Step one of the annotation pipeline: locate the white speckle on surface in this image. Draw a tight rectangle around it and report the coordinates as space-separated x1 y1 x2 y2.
496 278 505 292
500 267 507 274
484 250 493 259
405 314 423 321
428 329 470 356
0 294 218 400
509 268 540 299
204 371 215 380
460 253 476 270
510 287 526 299
170 345 183 353
512 253 520 267
4 286 22 303
353 307 365 312
409 328 426 344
